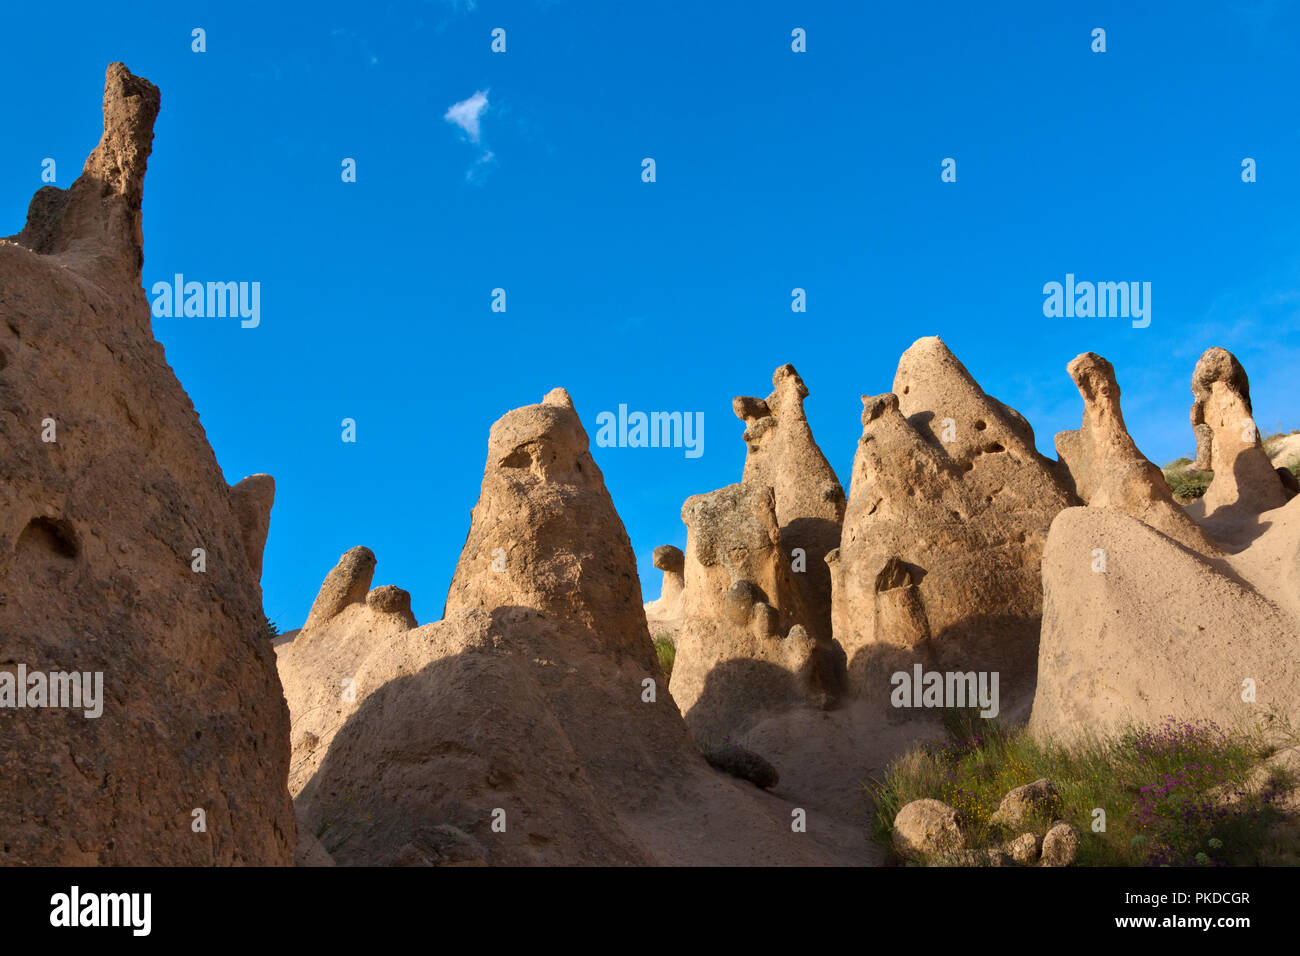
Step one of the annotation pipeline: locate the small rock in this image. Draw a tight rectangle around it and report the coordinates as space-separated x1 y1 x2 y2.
1006 831 1040 864
990 778 1061 829
892 798 965 857
1040 822 1080 866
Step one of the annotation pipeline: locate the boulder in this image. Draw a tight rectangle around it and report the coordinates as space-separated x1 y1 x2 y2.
990 778 1061 829
701 743 780 789
1040 822 1080 866
892 798 965 857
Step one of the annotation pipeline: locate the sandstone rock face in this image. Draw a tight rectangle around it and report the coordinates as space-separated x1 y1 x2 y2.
1029 505 1300 742
277 389 864 865
1188 347 1289 539
733 364 845 642
701 743 780 789
229 473 275 587
668 482 841 743
0 64 294 864
1055 352 1218 554
832 338 1077 710
892 798 965 857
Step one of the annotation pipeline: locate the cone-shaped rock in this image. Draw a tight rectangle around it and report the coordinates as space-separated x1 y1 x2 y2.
276 390 865 865
0 64 294 864
733 363 845 644
832 337 1077 713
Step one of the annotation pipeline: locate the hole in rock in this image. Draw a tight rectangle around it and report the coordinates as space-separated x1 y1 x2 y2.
17 516 80 561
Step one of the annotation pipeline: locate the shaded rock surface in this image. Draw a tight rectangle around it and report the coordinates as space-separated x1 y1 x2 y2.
1188 347 1289 543
277 389 871 865
832 338 1077 711
1029 504 1300 741
733 363 845 644
0 64 294 865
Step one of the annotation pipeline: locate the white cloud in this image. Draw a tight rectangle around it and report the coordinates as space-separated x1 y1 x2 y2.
444 90 489 143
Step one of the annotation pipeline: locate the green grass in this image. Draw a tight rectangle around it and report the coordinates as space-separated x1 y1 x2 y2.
653 633 675 681
1162 457 1212 501
869 710 1297 866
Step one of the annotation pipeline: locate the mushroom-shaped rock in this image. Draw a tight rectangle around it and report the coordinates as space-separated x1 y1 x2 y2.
1189 347 1289 537
1055 352 1218 554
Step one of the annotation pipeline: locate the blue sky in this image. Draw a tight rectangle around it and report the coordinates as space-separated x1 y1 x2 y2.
3 1 1298 629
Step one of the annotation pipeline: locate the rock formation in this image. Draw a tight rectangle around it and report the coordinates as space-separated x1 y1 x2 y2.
667 482 842 742
1054 352 1218 554
643 543 685 638
1188 347 1290 542
733 363 845 642
661 364 848 744
230 473 276 587
0 64 294 864
277 389 869 866
1029 502 1300 742
831 337 1077 712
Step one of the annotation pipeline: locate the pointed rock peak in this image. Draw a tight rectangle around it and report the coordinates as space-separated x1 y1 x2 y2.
304 546 377 630
9 63 160 276
893 336 1040 456
229 474 276 583
542 386 574 409
446 389 647 652
86 63 162 202
488 387 595 483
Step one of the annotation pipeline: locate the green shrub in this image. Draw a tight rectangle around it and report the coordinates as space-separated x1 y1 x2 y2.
653 634 675 680
1162 458 1212 500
